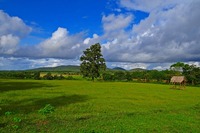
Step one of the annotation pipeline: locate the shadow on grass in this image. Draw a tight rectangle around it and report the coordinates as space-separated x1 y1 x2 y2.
0 94 89 116
0 81 54 93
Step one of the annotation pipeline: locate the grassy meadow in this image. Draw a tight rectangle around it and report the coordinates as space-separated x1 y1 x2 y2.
0 79 200 132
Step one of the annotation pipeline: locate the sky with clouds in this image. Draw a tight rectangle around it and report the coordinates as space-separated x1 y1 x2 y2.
0 0 200 70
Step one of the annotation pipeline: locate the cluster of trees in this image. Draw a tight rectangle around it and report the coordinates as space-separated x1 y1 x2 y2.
102 64 200 85
102 70 178 83
102 71 132 81
0 71 77 80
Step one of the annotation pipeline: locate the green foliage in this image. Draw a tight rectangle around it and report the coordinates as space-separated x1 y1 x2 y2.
131 71 143 79
80 43 106 81
38 104 55 115
103 71 132 81
0 71 35 79
149 70 165 82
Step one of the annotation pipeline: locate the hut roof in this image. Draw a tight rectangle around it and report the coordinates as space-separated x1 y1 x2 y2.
170 76 186 83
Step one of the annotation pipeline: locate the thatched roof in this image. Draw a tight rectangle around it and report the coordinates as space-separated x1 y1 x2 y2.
170 76 186 83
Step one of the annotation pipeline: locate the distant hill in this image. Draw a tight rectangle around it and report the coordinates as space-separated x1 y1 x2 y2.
110 67 146 72
28 65 80 72
112 67 126 71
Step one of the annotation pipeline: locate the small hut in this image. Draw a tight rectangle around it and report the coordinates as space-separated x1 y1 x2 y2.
170 76 186 89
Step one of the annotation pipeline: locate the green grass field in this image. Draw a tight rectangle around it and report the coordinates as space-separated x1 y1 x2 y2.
0 79 200 132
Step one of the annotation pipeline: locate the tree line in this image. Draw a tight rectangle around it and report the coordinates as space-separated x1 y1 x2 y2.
0 71 77 80
102 67 200 85
0 71 40 80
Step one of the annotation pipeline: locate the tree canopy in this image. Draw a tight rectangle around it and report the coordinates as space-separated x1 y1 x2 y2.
80 43 106 81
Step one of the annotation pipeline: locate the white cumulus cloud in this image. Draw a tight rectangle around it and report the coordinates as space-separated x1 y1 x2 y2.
119 0 183 12
102 14 133 32
0 34 19 54
30 27 92 59
0 10 31 55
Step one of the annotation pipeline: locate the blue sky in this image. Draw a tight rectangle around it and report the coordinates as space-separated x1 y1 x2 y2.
0 0 200 70
0 0 148 36
1 0 109 40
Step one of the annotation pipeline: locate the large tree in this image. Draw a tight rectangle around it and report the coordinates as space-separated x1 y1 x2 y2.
170 62 185 72
80 43 106 81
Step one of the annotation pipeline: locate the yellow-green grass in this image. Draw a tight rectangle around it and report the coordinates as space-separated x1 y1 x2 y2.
0 79 200 132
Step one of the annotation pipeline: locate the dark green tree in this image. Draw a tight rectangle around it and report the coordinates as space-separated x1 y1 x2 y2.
170 62 185 73
80 43 106 81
